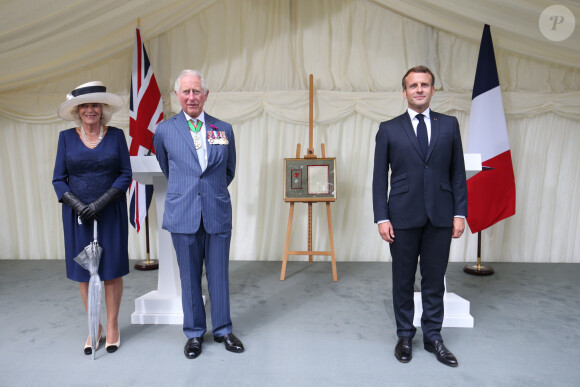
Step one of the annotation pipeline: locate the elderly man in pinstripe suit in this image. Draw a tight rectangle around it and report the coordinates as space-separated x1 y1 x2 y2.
154 69 243 359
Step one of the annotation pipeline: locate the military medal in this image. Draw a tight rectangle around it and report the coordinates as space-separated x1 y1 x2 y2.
207 130 229 145
219 131 226 143
187 119 203 149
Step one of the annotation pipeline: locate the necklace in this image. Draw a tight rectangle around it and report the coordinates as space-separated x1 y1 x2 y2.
81 125 103 147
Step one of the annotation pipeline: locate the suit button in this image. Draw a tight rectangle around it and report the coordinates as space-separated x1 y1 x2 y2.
425 165 428 169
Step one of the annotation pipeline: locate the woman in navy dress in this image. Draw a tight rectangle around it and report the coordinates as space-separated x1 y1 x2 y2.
53 81 131 355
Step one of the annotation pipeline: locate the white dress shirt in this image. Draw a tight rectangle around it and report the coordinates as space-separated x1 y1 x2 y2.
184 111 208 168
407 107 431 144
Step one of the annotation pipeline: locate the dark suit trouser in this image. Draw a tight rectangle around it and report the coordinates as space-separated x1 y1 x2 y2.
389 219 452 342
171 218 233 339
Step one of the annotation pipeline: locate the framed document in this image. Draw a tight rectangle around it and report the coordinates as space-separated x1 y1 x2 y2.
284 158 336 202
307 165 330 194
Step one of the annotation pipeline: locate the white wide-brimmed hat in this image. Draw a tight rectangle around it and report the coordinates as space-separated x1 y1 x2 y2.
57 81 124 121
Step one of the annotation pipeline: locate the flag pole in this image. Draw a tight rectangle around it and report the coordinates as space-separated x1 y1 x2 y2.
134 214 159 271
132 20 158 271
130 19 162 271
463 231 494 275
463 25 513 276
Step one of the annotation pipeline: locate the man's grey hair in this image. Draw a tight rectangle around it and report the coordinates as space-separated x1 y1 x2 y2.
174 69 208 94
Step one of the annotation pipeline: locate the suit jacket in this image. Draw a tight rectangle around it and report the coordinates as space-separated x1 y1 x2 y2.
154 111 236 234
372 111 467 229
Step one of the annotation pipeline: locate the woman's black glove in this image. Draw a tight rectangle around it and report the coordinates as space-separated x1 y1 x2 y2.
61 192 88 218
81 187 124 219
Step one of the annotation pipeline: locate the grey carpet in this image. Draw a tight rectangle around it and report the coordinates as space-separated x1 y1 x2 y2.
0 260 578 386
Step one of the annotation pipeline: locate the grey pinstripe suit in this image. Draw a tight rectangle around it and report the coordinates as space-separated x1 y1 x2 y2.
154 110 236 338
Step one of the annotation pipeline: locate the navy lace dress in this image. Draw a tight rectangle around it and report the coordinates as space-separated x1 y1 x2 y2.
53 127 132 282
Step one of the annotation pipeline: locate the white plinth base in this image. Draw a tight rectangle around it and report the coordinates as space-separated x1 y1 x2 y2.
413 292 474 328
131 290 183 325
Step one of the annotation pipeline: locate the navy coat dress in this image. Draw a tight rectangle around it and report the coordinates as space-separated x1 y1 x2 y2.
53 127 132 282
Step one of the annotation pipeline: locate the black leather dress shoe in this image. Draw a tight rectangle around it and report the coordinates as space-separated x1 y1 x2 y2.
395 337 413 363
424 340 458 367
184 337 203 359
214 333 244 353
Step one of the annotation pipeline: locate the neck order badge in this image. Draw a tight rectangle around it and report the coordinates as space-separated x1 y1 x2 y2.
188 119 203 150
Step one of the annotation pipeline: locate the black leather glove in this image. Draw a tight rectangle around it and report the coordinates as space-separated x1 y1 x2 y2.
78 204 98 221
83 187 124 218
61 192 88 218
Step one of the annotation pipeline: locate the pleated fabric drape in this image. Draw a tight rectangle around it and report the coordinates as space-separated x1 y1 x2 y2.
1 0 579 262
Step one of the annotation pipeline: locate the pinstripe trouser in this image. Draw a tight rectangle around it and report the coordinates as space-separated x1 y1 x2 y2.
171 218 233 338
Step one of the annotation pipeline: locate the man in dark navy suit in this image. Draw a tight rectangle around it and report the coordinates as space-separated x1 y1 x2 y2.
154 70 243 359
372 66 467 367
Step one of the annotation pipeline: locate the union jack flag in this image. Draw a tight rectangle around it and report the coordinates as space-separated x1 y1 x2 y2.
128 27 163 232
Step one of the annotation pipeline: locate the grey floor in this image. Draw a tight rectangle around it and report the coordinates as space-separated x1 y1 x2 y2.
1 260 579 387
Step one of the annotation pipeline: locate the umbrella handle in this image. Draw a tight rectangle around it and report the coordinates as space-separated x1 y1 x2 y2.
93 219 98 241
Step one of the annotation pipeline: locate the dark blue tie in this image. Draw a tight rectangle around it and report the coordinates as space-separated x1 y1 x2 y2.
416 113 428 158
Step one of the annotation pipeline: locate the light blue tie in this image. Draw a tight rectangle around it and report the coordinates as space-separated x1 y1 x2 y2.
190 119 206 171
196 121 206 172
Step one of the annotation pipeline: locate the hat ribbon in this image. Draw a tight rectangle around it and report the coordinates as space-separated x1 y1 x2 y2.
71 85 107 97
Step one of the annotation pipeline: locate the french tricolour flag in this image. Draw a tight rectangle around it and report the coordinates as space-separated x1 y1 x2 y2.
466 24 516 234
128 27 163 232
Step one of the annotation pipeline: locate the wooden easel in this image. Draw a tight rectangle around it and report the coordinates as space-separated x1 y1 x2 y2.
280 75 337 282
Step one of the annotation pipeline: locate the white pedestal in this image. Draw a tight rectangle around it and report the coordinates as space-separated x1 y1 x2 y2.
413 292 474 328
132 290 183 324
464 153 482 179
130 156 183 325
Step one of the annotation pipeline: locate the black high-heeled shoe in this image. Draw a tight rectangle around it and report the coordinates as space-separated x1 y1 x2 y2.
105 334 120 353
83 328 103 355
